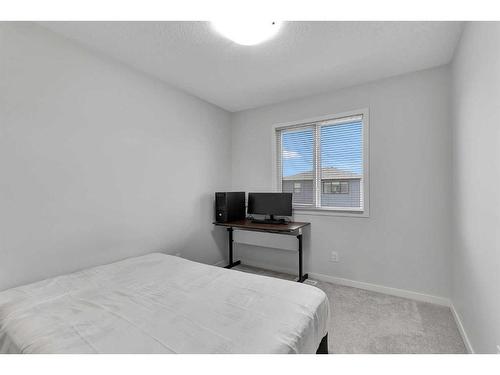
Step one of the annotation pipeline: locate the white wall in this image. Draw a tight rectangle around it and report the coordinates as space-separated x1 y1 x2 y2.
451 22 500 353
0 22 231 291
230 66 453 298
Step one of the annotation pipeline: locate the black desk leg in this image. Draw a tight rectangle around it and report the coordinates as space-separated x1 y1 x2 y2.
297 234 308 282
224 227 241 269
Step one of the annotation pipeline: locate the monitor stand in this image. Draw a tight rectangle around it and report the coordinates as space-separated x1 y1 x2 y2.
250 214 287 225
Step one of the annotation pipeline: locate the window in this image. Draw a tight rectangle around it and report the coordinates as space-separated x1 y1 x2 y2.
293 182 302 194
322 181 349 194
276 110 368 213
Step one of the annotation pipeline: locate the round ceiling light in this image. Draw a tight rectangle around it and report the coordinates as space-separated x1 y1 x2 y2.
211 20 282 46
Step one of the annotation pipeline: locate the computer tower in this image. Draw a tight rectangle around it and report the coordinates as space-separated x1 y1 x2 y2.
215 192 246 223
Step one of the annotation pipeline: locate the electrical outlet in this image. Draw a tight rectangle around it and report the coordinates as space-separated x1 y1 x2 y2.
330 251 339 262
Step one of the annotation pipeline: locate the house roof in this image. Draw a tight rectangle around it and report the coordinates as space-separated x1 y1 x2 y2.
283 167 361 181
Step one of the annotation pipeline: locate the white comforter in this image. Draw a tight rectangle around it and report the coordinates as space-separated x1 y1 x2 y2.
0 253 329 353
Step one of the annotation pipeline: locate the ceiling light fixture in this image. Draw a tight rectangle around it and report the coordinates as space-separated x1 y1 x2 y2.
211 20 282 46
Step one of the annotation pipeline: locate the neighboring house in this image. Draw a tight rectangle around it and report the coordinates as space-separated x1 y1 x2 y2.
282 167 362 208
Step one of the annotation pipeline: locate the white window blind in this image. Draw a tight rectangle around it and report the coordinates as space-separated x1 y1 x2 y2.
276 114 365 211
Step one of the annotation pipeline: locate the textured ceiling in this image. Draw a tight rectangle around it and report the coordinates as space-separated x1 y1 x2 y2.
40 21 463 112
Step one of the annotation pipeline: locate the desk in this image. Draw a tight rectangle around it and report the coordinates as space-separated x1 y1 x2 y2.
213 219 311 282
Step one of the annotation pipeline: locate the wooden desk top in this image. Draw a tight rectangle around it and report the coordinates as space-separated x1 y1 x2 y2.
213 219 310 233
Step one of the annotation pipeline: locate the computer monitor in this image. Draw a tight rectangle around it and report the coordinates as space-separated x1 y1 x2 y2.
247 192 293 219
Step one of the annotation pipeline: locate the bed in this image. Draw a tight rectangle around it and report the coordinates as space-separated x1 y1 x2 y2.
0 253 329 354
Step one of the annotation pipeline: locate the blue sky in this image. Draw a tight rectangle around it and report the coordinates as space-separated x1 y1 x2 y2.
282 121 362 177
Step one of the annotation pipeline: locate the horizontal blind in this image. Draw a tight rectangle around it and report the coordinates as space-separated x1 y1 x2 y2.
277 127 315 206
320 116 363 209
276 114 364 211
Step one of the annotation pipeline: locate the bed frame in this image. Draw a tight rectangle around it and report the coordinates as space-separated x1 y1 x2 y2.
316 334 328 354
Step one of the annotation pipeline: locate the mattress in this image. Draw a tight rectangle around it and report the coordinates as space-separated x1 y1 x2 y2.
0 253 329 353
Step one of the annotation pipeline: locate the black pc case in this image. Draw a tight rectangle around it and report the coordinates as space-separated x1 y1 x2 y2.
215 192 246 223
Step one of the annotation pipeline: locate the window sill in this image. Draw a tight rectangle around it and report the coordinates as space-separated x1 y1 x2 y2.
292 207 370 218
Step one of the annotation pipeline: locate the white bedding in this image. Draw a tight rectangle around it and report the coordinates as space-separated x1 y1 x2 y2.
0 253 329 353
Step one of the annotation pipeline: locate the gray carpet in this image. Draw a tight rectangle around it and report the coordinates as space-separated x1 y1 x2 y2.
233 264 466 354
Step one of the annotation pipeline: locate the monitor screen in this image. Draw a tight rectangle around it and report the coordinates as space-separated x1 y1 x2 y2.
247 193 293 217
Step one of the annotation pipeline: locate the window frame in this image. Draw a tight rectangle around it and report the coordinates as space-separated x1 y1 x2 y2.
271 108 370 218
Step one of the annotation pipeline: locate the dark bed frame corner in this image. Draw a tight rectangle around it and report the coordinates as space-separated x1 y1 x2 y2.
316 333 328 354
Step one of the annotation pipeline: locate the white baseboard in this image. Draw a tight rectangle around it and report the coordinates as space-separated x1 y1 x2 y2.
450 304 474 354
213 259 227 268
309 272 451 307
223 258 451 307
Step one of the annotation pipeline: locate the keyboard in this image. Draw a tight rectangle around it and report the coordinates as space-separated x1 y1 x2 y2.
250 219 288 225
